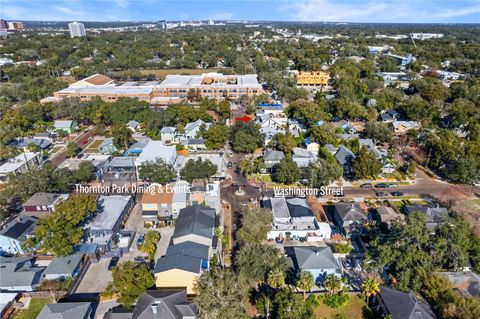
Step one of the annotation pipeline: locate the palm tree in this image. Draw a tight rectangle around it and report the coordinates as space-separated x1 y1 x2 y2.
361 276 380 303
296 271 313 298
267 268 285 289
323 274 345 294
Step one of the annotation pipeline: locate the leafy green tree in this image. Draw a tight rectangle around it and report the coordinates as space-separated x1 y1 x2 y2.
102 261 154 307
296 271 314 298
202 124 229 149
65 142 80 158
195 269 249 319
410 77 449 103
308 124 338 146
229 121 264 153
303 157 343 187
238 156 264 176
378 56 399 72
236 208 272 245
180 158 217 182
273 131 298 154
139 230 160 261
323 275 346 294
272 157 301 184
363 121 393 143
25 195 96 256
139 159 176 183
111 124 134 150
271 289 313 319
267 268 285 289
361 277 380 303
236 243 288 284
352 147 382 179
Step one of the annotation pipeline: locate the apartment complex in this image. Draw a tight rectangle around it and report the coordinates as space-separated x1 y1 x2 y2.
154 73 262 100
49 72 263 104
68 22 86 38
295 71 329 87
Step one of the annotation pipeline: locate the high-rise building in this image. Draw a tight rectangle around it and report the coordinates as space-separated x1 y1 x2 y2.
7 21 24 30
0 19 8 30
68 22 86 38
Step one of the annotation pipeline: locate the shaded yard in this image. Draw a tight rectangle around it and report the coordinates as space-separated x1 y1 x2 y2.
314 295 379 319
14 298 51 319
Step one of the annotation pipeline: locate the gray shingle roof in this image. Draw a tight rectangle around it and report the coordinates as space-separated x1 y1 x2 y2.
379 285 436 319
23 193 60 207
165 241 209 261
334 202 367 222
263 150 285 162
36 302 92 319
132 290 196 319
335 145 356 166
154 254 202 274
43 254 83 276
0 256 44 289
291 246 340 271
172 206 215 241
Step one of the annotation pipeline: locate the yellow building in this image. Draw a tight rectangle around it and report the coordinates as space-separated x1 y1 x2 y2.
296 71 329 87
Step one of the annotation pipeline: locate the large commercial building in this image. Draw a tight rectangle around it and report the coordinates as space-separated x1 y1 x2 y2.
49 72 263 104
154 73 262 100
295 71 329 87
68 22 86 38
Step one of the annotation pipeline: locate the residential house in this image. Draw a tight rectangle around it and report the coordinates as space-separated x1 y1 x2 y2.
339 122 357 134
104 290 196 319
185 154 226 180
0 256 44 291
376 72 409 86
98 138 118 154
335 145 356 174
333 202 367 234
286 246 342 285
380 109 400 123
0 152 41 182
184 120 211 139
37 302 93 319
303 137 320 156
264 197 331 241
154 242 211 295
205 181 221 213
83 195 134 253
181 138 207 151
53 120 77 134
141 185 174 223
135 141 177 179
258 117 287 146
375 205 403 225
172 181 190 217
43 254 84 280
263 150 285 171
160 127 178 143
292 147 317 168
392 121 421 135
405 204 449 229
171 205 215 247
22 192 69 217
14 137 52 151
189 183 206 206
288 119 307 136
0 214 38 255
374 285 437 319
126 120 140 132
124 140 149 157
325 144 337 156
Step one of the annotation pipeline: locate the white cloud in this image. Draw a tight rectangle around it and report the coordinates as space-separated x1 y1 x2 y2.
287 0 480 23
115 0 129 8
209 11 234 20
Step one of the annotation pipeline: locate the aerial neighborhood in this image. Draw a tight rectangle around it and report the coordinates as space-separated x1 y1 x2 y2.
0 7 479 319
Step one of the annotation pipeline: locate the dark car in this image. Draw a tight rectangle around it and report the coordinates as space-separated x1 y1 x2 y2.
360 183 373 189
375 192 388 197
375 183 388 188
227 161 233 168
391 191 404 197
136 234 144 247
108 256 120 270
386 183 398 188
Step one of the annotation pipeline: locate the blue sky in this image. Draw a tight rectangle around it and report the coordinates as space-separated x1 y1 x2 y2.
2 0 480 23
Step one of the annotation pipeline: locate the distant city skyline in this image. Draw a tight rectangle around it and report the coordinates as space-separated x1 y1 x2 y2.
2 0 480 24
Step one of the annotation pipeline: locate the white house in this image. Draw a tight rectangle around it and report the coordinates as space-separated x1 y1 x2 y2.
0 152 41 182
160 127 178 143
292 147 317 168
135 140 177 179
184 120 211 139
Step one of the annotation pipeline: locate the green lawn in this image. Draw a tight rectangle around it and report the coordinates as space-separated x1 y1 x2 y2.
14 298 51 319
314 295 379 319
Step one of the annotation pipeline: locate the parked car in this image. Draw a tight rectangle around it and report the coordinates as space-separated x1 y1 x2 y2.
375 192 388 197
108 256 120 270
375 183 388 188
386 183 398 188
136 234 145 247
227 161 233 168
391 191 404 197
360 183 373 189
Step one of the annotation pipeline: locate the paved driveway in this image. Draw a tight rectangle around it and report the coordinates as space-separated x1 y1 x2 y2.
75 258 112 293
